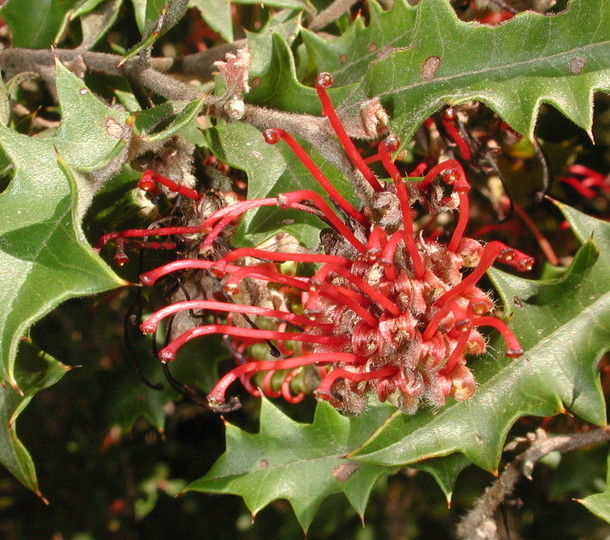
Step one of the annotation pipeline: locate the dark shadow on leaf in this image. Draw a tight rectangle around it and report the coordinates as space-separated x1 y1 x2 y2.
0 195 71 264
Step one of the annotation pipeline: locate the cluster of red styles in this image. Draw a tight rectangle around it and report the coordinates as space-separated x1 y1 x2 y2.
97 73 534 415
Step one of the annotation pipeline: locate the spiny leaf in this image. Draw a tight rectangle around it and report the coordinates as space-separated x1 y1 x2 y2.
247 32 319 113
0 61 127 390
55 61 130 172
247 0 610 139
105 335 225 433
361 0 610 139
186 398 396 531
106 370 168 433
410 453 471 504
301 0 417 86
0 339 71 497
350 205 609 471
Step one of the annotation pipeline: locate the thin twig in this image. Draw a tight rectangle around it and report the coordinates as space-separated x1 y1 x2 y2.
456 427 610 540
0 44 378 201
0 45 247 101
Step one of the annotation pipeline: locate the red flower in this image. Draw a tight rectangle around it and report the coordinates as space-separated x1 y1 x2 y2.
101 73 533 415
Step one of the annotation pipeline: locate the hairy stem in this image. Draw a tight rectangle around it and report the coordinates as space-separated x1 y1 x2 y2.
456 427 610 540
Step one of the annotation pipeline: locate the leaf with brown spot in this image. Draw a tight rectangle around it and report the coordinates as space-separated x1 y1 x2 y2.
186 398 396 531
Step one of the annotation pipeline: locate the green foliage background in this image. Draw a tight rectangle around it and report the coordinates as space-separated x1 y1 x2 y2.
0 0 608 538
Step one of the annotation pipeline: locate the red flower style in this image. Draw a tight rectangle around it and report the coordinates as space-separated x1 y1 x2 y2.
99 73 534 415
558 164 610 199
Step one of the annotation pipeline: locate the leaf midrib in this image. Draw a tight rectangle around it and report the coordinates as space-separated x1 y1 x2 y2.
375 39 609 101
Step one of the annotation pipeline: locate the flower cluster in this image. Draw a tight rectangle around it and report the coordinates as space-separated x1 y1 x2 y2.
98 73 533 415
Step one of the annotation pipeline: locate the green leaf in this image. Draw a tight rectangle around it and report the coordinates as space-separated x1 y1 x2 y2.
579 450 610 524
0 338 71 497
144 0 187 28
190 0 234 42
190 0 306 43
78 0 123 50
106 370 168 433
0 61 127 390
130 0 188 34
246 11 304 79
351 205 609 472
301 0 417 86
186 398 396 531
410 453 470 504
105 336 224 433
130 0 148 32
205 121 360 248
248 0 610 140
132 97 206 143
362 0 610 139
71 0 107 15
55 61 130 172
0 0 84 48
247 32 320 113
122 0 189 62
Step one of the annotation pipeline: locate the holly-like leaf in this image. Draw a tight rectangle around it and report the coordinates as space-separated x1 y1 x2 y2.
248 11 303 68
106 370 168 433
0 338 71 497
54 61 130 172
105 335 225 433
205 121 360 248
350 205 609 472
0 61 127 390
363 0 610 138
248 0 610 140
247 32 321 114
301 0 417 87
186 398 396 531
410 453 470 504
